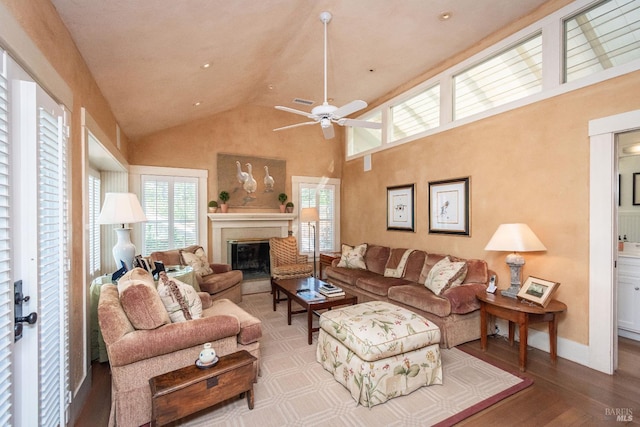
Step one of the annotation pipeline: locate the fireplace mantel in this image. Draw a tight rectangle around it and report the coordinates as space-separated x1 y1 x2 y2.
208 213 296 264
208 212 296 222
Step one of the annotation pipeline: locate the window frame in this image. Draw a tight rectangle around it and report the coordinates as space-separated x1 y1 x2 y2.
129 165 208 255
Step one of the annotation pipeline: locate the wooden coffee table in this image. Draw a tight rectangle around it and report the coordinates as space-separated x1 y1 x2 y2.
271 276 357 344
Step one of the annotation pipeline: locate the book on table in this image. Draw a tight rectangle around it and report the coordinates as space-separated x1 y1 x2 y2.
319 284 345 297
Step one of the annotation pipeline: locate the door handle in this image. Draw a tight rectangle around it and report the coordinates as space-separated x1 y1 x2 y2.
16 312 37 325
14 279 37 342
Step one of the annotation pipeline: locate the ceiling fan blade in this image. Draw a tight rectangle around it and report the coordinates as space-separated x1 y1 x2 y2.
322 123 335 139
337 118 382 129
275 106 316 119
332 100 367 118
273 121 317 131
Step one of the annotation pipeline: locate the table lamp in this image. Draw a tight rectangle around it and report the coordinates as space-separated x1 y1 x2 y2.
484 223 546 298
97 192 147 270
300 207 320 277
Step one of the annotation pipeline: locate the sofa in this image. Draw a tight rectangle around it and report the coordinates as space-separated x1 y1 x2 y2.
98 268 261 426
150 244 243 303
325 244 495 348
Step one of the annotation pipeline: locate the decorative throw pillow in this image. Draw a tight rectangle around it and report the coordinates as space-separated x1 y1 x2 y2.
156 272 203 323
181 247 214 277
336 243 368 269
117 268 170 330
425 256 468 296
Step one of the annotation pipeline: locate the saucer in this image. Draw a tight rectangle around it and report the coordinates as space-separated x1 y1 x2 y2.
195 356 219 369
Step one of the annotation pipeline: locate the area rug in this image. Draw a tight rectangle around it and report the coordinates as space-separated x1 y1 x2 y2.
178 293 532 427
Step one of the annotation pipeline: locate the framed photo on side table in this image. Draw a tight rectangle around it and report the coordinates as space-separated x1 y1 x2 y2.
387 184 415 231
517 276 560 307
428 177 470 235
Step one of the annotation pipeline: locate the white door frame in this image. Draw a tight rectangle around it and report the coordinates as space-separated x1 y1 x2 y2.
589 109 640 374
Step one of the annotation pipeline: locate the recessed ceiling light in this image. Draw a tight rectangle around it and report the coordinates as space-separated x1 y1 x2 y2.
200 63 212 69
439 11 452 21
193 101 202 107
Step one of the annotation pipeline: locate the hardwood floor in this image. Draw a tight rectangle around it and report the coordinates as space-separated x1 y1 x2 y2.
75 337 640 426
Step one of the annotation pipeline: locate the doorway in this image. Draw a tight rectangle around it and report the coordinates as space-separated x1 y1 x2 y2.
589 109 640 375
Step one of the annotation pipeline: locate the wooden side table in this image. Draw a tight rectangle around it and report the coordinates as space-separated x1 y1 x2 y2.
319 251 342 279
476 292 567 372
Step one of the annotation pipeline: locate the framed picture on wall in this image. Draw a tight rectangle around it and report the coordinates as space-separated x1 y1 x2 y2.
387 184 415 231
633 172 640 205
428 177 470 236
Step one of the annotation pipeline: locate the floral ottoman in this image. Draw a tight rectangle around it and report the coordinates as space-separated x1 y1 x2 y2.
316 301 442 407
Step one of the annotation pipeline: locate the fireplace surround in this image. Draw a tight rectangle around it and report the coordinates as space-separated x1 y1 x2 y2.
209 213 296 293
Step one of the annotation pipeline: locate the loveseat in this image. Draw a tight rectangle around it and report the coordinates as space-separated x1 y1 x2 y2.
325 244 494 348
98 268 261 426
150 244 243 303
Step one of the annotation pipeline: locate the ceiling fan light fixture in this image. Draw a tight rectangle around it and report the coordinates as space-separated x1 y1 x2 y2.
320 118 331 128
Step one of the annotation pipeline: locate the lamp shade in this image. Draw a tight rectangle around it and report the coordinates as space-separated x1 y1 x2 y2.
300 207 320 223
97 193 147 226
484 223 546 252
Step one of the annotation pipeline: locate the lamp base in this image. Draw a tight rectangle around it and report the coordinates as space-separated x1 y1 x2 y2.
500 285 520 299
113 227 136 271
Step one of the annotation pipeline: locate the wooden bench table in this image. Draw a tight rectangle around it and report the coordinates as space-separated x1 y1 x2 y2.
149 350 256 426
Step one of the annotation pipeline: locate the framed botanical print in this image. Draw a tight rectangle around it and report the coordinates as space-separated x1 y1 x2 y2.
428 177 470 235
387 184 415 231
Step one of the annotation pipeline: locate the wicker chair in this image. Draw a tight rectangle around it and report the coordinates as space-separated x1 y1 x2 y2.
268 236 313 280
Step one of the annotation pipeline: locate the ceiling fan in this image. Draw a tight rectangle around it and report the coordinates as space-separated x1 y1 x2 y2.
274 11 382 140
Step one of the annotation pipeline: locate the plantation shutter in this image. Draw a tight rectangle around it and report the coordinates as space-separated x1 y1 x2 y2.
37 92 70 426
298 183 336 254
141 175 198 254
0 48 13 426
88 169 101 278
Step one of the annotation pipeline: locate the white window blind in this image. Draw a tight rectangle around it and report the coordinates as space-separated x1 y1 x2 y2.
88 169 101 279
37 101 70 426
565 0 640 82
390 84 440 142
141 176 198 254
298 183 336 254
454 33 543 120
0 48 13 427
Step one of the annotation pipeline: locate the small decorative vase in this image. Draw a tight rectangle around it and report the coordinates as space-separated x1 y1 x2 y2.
220 204 229 213
199 343 216 364
208 207 217 213
279 205 286 213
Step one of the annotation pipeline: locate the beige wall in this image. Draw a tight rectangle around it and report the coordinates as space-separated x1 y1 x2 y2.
341 73 640 346
2 0 131 405
130 104 344 203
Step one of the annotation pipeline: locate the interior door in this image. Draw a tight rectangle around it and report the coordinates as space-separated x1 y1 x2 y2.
8 54 70 426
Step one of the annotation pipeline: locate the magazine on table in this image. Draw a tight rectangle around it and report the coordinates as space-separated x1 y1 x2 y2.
296 290 326 302
319 289 345 297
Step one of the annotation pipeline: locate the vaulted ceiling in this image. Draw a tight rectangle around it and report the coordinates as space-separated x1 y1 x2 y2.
50 0 550 139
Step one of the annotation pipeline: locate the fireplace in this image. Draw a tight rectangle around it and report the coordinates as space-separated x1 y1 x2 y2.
209 213 296 294
227 239 271 280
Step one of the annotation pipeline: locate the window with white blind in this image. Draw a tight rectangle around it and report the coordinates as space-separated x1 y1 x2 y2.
88 168 101 279
454 33 543 121
390 84 440 142
347 110 382 157
293 177 340 256
141 175 198 254
564 0 640 82
0 47 12 426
